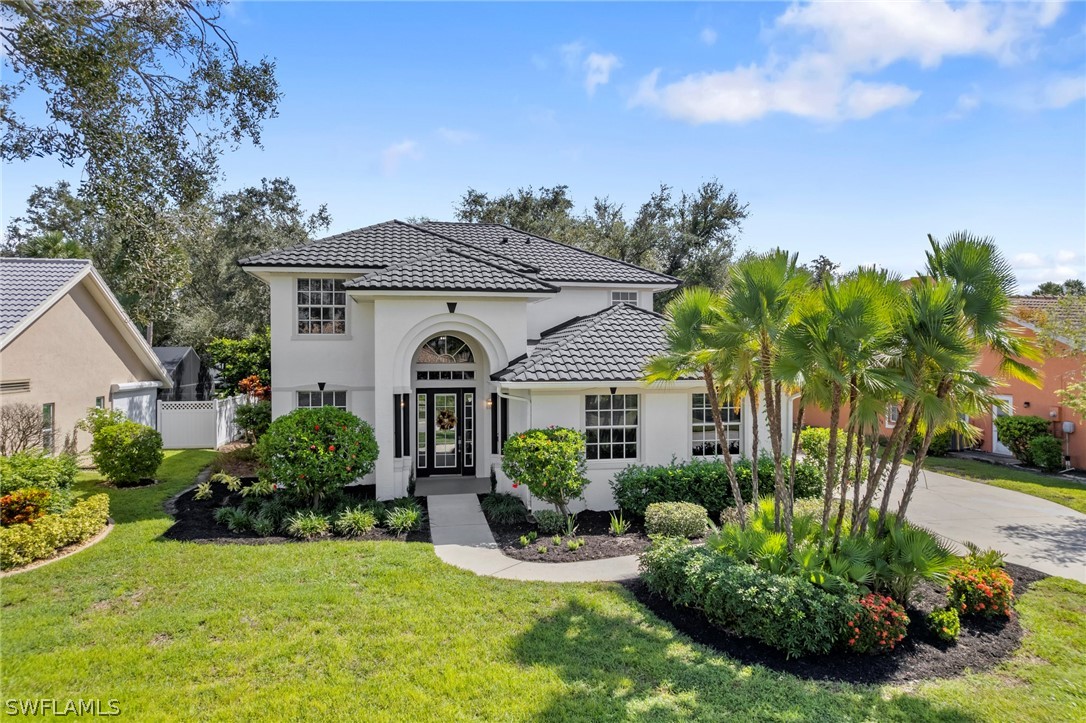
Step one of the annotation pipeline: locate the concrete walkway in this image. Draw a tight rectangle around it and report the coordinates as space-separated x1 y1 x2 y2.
882 466 1086 583
428 494 639 582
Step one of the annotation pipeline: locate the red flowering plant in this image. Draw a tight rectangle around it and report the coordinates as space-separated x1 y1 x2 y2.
501 427 589 515
845 593 910 654
948 567 1014 618
0 488 51 526
238 374 270 401
255 407 378 511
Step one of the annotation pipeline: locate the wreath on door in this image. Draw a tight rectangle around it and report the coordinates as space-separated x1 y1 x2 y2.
436 410 457 430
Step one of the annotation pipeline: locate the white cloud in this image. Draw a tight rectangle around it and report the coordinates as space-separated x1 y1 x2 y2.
436 127 477 144
700 27 718 46
584 52 621 96
559 42 586 70
1039 75 1086 108
949 90 982 119
380 140 421 175
632 1 1067 124
1012 249 1086 288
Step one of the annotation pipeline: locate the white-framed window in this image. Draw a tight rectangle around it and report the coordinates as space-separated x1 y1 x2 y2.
297 391 347 409
885 404 900 428
95 396 106 409
692 393 741 456
585 394 638 460
297 278 346 335
611 291 638 306
41 403 55 455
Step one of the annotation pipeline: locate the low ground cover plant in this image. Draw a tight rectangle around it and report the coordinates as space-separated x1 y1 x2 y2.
335 506 378 537
501 427 589 515
928 607 961 642
645 501 708 538
285 510 331 540
479 493 527 524
612 456 823 519
0 494 110 569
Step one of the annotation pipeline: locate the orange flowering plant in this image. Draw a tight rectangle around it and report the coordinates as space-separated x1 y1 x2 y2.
846 593 910 654
948 567 1014 618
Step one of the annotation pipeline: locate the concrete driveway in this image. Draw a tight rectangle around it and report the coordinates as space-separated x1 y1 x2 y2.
882 466 1086 582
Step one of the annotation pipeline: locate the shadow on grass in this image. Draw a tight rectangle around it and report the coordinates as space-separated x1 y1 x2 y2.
74 449 217 526
510 598 979 722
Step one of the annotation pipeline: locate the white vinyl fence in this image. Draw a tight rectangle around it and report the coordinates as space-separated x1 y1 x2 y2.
158 394 247 449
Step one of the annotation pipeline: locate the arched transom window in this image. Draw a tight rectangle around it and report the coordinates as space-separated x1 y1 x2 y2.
416 335 475 365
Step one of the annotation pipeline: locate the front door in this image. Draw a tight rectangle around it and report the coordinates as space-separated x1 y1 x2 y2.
416 388 475 477
992 395 1013 456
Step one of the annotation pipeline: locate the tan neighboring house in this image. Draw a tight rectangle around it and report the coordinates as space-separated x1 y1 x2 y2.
0 257 171 453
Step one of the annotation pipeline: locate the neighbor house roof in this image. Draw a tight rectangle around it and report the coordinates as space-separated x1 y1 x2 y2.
152 346 197 374
0 257 171 385
1012 296 1081 326
240 219 678 287
345 247 558 294
493 303 697 383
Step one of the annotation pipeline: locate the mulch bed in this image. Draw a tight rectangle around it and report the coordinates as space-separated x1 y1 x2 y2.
622 561 1046 684
488 508 651 563
162 482 431 545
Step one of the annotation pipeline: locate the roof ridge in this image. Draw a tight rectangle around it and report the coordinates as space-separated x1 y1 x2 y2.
490 222 681 285
0 257 90 264
441 247 559 291
238 220 399 266
399 219 541 274
515 304 628 373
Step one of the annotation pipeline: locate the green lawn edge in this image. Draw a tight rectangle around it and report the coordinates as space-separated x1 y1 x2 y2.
918 456 1086 515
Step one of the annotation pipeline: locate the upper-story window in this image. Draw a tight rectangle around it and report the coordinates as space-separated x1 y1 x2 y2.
298 278 346 335
611 291 638 305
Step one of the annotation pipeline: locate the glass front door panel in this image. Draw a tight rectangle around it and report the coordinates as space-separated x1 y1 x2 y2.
434 393 458 469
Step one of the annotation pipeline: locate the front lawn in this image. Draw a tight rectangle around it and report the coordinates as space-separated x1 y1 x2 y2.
921 456 1086 515
3 449 1084 721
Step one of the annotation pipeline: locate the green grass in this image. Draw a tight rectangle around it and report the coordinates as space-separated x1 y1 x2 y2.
3 449 1084 721
920 456 1086 515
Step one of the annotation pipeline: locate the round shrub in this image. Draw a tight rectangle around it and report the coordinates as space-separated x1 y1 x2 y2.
799 427 830 463
926 430 953 458
645 501 708 538
993 415 1049 464
928 607 961 643
532 509 566 535
846 593 909 654
0 488 51 526
90 421 164 486
501 427 589 515
334 506 378 537
256 407 379 510
1028 434 1064 473
235 400 272 442
0 450 77 503
948 567 1014 617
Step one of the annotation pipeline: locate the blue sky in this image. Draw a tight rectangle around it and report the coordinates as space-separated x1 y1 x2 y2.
3 1 1084 291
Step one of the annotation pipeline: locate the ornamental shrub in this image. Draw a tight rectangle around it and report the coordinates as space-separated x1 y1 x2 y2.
611 456 823 518
235 400 272 442
0 488 51 526
479 493 527 525
501 427 589 515
845 593 910 654
926 430 953 458
90 421 164 486
0 450 77 511
532 509 565 535
334 506 378 537
0 493 109 569
645 501 708 538
799 427 831 463
385 506 423 535
285 510 331 539
76 407 127 437
256 407 379 510
948 567 1014 618
1028 434 1064 472
928 607 961 643
993 415 1049 464
640 539 859 658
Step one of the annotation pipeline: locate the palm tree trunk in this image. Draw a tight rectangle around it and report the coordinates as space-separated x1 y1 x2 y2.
852 425 875 528
820 383 844 537
759 340 784 533
855 398 914 535
895 424 936 523
785 403 805 551
746 376 760 505
704 366 746 529
832 380 858 548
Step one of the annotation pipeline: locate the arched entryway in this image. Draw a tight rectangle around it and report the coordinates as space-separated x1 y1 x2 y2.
412 334 482 477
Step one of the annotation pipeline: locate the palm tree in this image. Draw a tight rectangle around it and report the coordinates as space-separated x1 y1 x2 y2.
715 250 811 541
644 287 750 528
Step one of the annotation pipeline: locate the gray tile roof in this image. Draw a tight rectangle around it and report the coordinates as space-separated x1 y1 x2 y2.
0 257 90 339
240 219 678 286
346 247 558 294
421 222 678 285
493 303 695 383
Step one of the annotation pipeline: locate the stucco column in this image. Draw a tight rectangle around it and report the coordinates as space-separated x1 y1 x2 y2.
371 299 400 499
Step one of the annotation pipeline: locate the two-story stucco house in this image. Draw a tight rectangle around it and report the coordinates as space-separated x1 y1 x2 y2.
242 221 782 510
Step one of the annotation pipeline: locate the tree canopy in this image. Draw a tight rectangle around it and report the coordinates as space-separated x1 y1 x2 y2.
1031 279 1085 296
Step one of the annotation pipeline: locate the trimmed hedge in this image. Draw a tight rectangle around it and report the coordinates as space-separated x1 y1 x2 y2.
0 494 110 569
612 456 824 518
0 451 77 505
993 415 1049 464
641 537 858 658
91 421 164 486
1028 435 1064 473
645 501 708 538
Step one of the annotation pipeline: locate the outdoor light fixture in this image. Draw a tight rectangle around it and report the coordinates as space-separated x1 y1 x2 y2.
610 386 617 395
447 302 457 313
485 396 493 409
1023 401 1031 409
400 396 406 408
317 381 326 391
